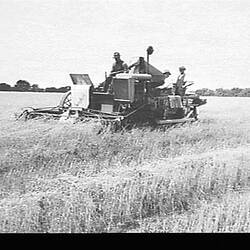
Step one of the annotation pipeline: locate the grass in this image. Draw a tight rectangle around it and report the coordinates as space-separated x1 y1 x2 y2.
0 93 250 232
128 191 250 233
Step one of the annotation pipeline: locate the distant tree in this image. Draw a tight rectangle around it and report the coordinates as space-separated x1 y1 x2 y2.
30 84 44 92
239 88 250 97
45 87 58 92
231 87 243 96
30 84 38 91
195 87 250 97
215 88 223 96
14 80 31 92
44 86 70 92
221 89 231 96
38 88 45 92
195 88 215 96
0 83 11 91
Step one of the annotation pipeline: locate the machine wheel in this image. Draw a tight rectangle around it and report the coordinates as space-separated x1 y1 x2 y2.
59 91 72 109
16 108 34 120
191 106 198 120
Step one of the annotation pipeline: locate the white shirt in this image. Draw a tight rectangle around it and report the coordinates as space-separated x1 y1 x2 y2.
158 77 174 89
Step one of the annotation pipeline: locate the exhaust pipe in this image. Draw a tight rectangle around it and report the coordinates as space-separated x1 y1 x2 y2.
146 46 154 74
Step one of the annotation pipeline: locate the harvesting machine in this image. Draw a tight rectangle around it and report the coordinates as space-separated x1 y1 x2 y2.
17 47 207 129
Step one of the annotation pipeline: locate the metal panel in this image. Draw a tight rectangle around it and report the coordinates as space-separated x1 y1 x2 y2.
112 78 135 102
71 85 91 108
70 74 93 85
101 104 113 113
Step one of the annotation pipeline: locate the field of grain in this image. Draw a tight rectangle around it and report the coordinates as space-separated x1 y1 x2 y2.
0 92 250 233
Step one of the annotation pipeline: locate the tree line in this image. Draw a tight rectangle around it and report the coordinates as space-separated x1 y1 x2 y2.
0 80 70 93
194 88 250 97
1 80 250 97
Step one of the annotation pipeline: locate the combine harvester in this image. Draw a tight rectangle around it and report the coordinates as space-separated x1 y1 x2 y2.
17 47 207 129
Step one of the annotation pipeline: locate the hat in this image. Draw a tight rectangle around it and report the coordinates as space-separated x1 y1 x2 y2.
163 69 171 75
179 66 186 70
113 52 120 57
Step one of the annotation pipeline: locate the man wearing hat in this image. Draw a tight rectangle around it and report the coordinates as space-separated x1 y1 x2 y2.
110 52 128 77
174 66 187 96
163 69 171 78
158 69 173 90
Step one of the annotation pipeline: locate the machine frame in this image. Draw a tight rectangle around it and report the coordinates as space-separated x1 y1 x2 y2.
17 47 207 128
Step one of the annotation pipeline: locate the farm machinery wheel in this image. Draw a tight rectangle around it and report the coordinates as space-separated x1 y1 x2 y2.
15 107 43 120
15 108 33 120
189 106 198 120
59 91 72 109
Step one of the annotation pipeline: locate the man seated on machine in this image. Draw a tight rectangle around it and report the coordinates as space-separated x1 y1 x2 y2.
97 52 129 92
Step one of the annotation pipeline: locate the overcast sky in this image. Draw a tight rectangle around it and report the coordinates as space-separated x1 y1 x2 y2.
0 0 250 89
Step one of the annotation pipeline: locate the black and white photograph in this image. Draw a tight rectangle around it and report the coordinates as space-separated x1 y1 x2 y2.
0 0 250 233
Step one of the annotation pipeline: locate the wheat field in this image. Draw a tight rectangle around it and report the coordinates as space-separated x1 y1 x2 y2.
0 92 250 233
